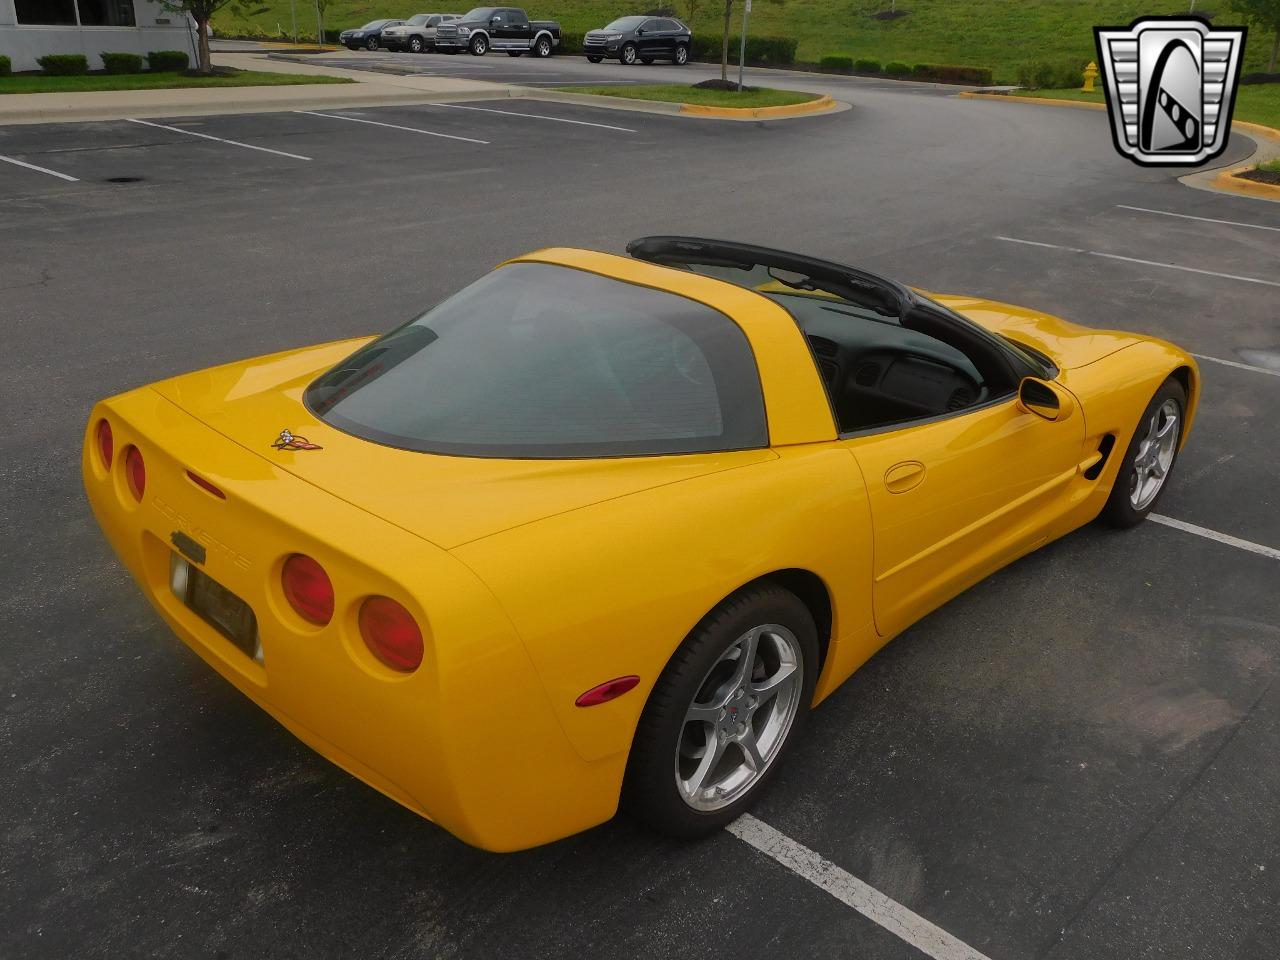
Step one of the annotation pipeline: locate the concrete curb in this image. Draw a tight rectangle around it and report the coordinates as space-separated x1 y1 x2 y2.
957 90 1280 204
514 88 847 121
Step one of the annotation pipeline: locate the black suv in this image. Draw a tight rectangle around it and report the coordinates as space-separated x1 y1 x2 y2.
583 16 691 65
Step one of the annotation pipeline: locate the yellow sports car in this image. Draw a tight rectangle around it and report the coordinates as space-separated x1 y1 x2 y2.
83 239 1198 851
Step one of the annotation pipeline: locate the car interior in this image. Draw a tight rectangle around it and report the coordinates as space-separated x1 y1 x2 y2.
627 237 1025 434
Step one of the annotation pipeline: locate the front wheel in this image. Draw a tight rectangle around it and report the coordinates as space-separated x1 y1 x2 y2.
1100 377 1187 528
620 42 637 65
365 36 378 51
533 36 553 58
469 34 488 55
409 36 425 53
587 55 603 63
622 583 818 838
673 44 689 65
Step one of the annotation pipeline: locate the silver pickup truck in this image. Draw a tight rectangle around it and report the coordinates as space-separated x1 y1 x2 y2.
381 13 462 53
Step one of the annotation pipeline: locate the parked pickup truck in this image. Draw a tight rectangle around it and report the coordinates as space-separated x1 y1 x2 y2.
381 12 462 53
433 6 561 57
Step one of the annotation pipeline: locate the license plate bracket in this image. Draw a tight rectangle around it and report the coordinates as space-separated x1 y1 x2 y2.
171 555 260 660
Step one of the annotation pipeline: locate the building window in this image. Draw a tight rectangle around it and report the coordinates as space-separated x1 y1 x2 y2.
16 0 136 25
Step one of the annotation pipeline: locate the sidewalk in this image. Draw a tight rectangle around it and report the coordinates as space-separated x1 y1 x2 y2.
0 51 515 125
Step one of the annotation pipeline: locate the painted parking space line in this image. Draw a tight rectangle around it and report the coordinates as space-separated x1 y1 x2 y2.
728 815 994 960
993 236 1280 289
126 118 312 160
293 110 490 144
1191 354 1280 379
425 102 638 133
1150 514 1280 561
1116 204 1280 234
0 154 79 182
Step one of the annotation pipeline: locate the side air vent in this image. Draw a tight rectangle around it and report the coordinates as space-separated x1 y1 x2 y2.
1083 433 1116 481
809 336 838 358
947 386 975 411
854 363 881 386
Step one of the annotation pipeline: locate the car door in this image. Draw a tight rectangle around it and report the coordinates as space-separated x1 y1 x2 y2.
504 8 532 48
638 19 665 59
842 392 1084 639
659 19 681 57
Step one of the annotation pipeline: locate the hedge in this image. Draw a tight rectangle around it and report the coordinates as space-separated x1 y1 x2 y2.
688 34 797 66
820 55 853 73
884 61 910 76
0 55 10 77
147 50 190 72
101 52 144 74
1016 59 1088 90
854 58 880 73
38 54 90 76
914 63 993 85
560 30 584 54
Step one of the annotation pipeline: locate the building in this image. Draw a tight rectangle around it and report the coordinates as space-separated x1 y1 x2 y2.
1 0 195 72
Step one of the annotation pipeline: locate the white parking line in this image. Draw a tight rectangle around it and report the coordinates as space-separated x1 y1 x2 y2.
0 154 79 182
993 236 1280 289
1191 354 1280 379
1150 515 1280 561
728 815 994 960
1117 204 1280 234
426 102 638 133
293 110 490 144
126 118 311 160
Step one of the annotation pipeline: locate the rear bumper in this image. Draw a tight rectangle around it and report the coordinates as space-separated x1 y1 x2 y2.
83 387 625 851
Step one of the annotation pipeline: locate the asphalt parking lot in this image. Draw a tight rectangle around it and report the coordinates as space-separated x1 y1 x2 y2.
2 66 1279 960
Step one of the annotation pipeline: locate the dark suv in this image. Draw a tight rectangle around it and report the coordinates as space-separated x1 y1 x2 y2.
583 16 691 65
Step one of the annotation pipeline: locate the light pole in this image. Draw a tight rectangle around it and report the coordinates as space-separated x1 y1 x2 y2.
737 0 751 90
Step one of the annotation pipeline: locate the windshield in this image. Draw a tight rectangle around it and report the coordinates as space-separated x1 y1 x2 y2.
603 16 645 30
406 13 432 24
460 7 496 20
360 19 389 29
306 263 767 459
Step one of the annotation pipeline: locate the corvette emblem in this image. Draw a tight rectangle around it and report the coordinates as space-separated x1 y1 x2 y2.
1094 16 1245 167
271 429 323 451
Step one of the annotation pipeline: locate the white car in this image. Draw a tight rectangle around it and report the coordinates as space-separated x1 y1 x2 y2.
381 12 462 53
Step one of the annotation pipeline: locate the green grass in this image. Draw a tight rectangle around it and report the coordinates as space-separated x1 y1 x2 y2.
0 70 352 95
1011 83 1280 131
558 83 819 107
1259 158 1280 173
214 1 1279 85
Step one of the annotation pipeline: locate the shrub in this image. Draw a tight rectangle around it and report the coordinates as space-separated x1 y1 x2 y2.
688 35 796 66
37 54 90 76
853 58 880 73
913 64 994 85
0 55 11 77
912 63 934 77
146 50 189 72
1016 59 1088 90
101 52 144 74
820 55 854 73
884 61 911 76
559 30 584 54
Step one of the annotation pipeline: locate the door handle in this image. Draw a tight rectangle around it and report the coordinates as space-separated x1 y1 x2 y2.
884 460 926 494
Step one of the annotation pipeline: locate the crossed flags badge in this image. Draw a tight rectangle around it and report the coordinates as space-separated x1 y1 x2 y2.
1094 17 1246 167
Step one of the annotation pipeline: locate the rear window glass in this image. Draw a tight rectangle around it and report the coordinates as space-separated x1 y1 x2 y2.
306 262 767 459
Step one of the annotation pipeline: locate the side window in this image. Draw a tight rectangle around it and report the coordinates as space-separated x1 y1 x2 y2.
490 10 505 24
641 19 662 32
661 19 682 31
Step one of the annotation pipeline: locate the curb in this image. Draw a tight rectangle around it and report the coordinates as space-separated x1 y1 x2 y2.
679 94 836 119
957 90 1280 203
516 88 846 121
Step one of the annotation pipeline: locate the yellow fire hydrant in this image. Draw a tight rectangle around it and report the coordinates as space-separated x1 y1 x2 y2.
1082 61 1098 93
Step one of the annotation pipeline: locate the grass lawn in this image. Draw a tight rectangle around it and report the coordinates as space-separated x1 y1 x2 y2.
0 70 352 95
1258 158 1280 172
558 83 819 108
1011 84 1280 131
215 0 1279 85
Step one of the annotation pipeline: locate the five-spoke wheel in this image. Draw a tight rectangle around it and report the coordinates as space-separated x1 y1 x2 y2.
1102 376 1187 527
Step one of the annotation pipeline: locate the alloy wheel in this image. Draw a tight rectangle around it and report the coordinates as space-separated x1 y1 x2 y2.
1129 398 1180 510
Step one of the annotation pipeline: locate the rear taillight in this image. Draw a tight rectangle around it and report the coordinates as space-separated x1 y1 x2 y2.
96 420 113 469
281 554 334 625
124 446 145 501
359 597 423 672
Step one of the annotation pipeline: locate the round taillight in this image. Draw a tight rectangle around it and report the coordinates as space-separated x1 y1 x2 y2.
281 554 334 625
124 446 145 501
96 420 113 469
359 597 423 672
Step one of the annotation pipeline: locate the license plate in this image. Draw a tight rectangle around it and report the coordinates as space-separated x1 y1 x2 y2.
171 555 260 660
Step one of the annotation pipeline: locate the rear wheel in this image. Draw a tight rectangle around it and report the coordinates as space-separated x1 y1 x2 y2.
469 34 488 55
622 583 818 837
587 55 603 63
674 44 689 65
620 42 637 65
534 36 553 58
409 36 425 53
1100 377 1187 528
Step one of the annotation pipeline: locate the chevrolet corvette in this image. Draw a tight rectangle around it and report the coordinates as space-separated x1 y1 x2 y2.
83 239 1197 851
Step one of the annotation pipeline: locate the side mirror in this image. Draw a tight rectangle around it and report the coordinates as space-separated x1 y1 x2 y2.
1017 377 1075 422
490 16 500 24
636 27 645 34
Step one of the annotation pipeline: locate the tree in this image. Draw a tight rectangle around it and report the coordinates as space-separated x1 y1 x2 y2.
717 0 784 84
1232 0 1280 71
162 0 262 75
683 0 704 25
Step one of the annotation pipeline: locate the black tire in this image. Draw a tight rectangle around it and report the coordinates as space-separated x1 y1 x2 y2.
674 44 688 65
533 35 553 58
1099 377 1187 528
469 34 488 55
620 42 637 65
587 55 603 63
508 50 523 57
409 36 425 53
622 583 819 838
365 35 378 51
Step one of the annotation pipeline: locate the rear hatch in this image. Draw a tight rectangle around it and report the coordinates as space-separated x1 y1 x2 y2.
150 340 775 551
